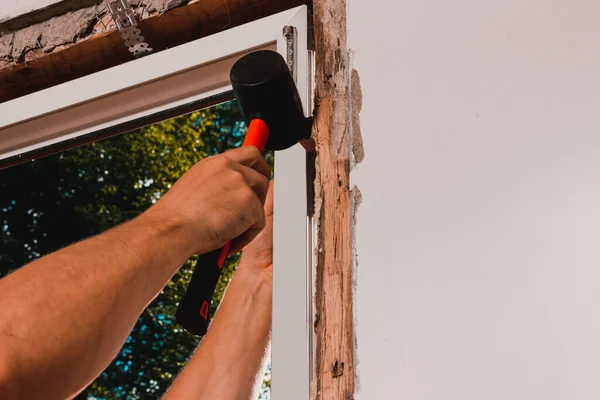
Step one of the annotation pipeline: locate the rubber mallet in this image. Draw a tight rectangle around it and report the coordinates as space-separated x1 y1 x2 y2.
176 50 312 335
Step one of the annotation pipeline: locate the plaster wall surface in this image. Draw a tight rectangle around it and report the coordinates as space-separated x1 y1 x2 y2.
347 1 600 399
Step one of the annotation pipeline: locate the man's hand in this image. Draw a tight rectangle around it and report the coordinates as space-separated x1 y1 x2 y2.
163 182 274 400
148 146 271 255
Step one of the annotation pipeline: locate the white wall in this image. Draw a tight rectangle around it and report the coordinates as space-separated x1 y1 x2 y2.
1 0 62 21
348 1 600 399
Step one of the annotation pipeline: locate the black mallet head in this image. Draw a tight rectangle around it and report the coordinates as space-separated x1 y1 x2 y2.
230 50 312 150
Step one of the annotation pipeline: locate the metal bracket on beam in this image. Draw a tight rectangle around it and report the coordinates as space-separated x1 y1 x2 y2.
107 0 153 57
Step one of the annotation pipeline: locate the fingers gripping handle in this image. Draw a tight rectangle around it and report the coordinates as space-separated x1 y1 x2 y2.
175 119 269 335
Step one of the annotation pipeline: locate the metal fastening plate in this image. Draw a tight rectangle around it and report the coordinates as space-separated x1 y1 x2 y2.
107 0 153 57
283 25 297 82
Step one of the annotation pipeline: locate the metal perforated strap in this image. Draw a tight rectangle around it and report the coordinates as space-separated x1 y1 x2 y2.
107 0 153 57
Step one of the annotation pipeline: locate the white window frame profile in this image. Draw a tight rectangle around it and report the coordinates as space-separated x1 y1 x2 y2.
0 6 312 399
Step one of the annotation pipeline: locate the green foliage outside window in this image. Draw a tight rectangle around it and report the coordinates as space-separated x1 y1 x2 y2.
0 101 272 399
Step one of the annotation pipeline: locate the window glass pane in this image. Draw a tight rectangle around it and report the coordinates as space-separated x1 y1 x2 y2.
0 100 273 399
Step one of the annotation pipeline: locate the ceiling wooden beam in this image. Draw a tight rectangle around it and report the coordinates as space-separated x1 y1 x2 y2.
0 0 307 103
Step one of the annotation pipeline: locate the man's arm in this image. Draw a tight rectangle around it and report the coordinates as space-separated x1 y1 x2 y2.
0 147 271 400
163 182 274 400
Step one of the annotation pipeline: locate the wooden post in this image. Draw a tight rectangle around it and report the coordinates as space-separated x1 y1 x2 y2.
312 0 355 398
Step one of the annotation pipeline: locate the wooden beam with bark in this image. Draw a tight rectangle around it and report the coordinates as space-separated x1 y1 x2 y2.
312 0 355 398
0 0 305 103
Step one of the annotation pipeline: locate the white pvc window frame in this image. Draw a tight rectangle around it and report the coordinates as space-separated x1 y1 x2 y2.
0 6 312 399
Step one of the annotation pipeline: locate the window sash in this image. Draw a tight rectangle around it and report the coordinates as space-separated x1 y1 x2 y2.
0 7 300 162
0 5 313 399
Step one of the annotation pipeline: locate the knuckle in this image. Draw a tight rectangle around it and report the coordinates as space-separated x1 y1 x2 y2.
260 173 270 185
258 174 269 190
215 155 231 169
257 154 268 165
244 146 261 157
241 185 257 203
228 169 246 185
260 165 272 180
222 158 234 170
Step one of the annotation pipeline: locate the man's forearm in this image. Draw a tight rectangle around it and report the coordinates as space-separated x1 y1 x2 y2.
164 261 272 400
0 208 193 400
0 148 271 399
